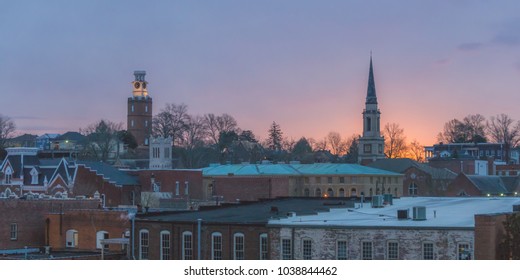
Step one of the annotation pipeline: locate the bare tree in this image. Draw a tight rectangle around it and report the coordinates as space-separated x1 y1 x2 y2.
487 114 520 162
438 114 487 143
327 131 347 156
0 114 16 150
152 103 190 146
383 123 407 158
408 139 425 162
81 120 123 162
204 113 238 145
344 134 359 163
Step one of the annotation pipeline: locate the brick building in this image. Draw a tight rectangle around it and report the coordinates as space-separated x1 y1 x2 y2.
368 158 456 196
445 173 520 197
474 213 509 260
268 197 520 260
0 199 100 251
127 71 152 147
202 163 403 203
133 198 354 260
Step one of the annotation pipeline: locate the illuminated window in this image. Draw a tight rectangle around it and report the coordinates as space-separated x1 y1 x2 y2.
458 243 471 260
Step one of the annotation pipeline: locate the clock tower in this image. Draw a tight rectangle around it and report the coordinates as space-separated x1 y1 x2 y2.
358 56 385 164
127 70 153 146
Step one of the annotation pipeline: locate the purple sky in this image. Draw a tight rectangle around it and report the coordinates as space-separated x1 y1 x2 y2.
2 1 520 145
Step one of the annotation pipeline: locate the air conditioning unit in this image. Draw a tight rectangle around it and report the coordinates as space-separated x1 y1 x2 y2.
383 194 393 205
372 195 384 208
397 209 409 219
412 206 426 220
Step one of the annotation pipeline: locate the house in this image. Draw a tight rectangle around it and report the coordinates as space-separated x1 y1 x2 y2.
368 158 456 196
267 197 520 260
133 198 354 260
445 173 520 197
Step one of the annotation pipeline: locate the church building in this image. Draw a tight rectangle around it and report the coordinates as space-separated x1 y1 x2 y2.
127 71 153 147
358 57 385 164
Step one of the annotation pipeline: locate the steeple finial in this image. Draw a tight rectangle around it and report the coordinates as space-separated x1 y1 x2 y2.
366 55 377 104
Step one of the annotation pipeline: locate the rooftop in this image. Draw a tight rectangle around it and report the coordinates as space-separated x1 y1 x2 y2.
268 197 520 229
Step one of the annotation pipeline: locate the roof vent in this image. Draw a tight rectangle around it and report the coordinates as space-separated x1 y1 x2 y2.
371 195 384 208
397 209 409 219
412 206 426 220
287 212 296 217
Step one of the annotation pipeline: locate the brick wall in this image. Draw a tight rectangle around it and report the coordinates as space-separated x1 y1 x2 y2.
47 210 130 252
134 220 268 260
203 176 293 203
445 174 483 196
474 213 508 260
132 170 203 200
0 199 100 250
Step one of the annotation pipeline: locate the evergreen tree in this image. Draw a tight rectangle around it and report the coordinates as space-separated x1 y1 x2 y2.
266 121 283 151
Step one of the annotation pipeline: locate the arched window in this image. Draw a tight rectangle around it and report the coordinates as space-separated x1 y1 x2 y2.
96 231 109 250
66 229 78 248
182 231 193 260
315 188 322 197
212 232 223 260
339 188 345 197
304 188 310 197
351 188 357 197
234 233 245 260
139 229 149 260
160 230 171 260
327 188 334 197
408 183 418 196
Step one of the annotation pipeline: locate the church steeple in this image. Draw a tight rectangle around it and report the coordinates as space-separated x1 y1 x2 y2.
366 56 378 104
358 55 385 165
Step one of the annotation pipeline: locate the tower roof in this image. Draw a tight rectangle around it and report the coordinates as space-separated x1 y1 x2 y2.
366 56 378 104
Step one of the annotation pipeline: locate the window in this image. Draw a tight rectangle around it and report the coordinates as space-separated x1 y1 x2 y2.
423 242 434 260
31 168 38 184
212 232 223 260
175 181 180 196
315 177 321 184
366 117 372 131
339 177 345 184
362 242 373 260
145 105 148 113
378 144 383 154
234 233 245 260
145 120 148 127
315 188 322 197
327 188 334 197
139 229 149 260
458 243 471 260
387 241 399 260
161 230 171 260
182 231 193 260
131 120 134 127
281 238 292 260
10 223 17 240
327 177 333 184
337 240 347 260
350 188 357 197
96 231 109 250
184 181 189 195
304 177 309 184
260 233 268 260
66 229 78 248
144 138 149 145
369 188 373 197
4 167 12 184
364 144 372 153
408 183 418 196
302 239 312 260
131 105 135 112
304 188 310 197
339 188 345 197
164 147 170 158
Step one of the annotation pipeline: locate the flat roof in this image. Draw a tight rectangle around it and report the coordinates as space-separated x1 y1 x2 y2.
268 197 520 229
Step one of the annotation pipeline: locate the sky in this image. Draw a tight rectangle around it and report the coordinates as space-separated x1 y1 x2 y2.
1 0 520 146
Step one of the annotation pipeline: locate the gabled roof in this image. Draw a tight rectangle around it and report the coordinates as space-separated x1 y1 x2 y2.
76 161 139 186
466 175 510 195
54 131 86 142
368 158 456 179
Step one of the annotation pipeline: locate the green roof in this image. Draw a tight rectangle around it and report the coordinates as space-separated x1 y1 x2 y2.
202 163 400 177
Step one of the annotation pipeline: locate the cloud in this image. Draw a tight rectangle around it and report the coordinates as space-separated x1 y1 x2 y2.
457 42 484 51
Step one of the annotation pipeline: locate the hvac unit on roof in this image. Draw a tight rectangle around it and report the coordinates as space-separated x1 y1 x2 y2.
412 206 427 220
397 209 409 219
371 195 384 208
383 194 393 205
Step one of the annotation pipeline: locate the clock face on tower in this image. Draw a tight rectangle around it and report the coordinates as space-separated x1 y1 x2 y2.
134 82 140 89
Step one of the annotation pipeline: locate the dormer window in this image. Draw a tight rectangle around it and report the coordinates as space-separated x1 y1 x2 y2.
4 167 12 184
